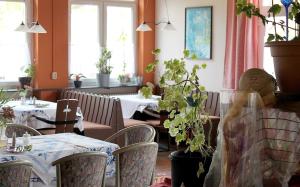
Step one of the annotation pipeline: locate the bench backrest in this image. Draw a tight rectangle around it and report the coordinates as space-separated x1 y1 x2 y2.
202 91 220 117
60 90 124 130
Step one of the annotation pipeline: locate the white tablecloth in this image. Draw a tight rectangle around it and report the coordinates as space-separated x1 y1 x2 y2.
111 94 160 119
5 100 84 131
0 133 119 187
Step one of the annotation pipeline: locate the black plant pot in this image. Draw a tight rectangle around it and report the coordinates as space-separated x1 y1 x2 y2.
74 80 82 88
18 77 32 89
169 150 212 187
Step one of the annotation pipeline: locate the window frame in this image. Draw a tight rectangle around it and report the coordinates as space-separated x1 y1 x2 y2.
68 0 137 83
0 0 29 89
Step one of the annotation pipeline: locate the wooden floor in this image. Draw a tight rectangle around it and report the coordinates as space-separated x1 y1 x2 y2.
156 151 172 178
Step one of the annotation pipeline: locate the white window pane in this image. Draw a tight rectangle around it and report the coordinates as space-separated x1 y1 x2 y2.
0 1 28 82
106 6 135 78
263 0 282 6
263 16 296 77
70 4 100 78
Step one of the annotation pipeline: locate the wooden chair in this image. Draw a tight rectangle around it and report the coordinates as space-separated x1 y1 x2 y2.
5 124 41 138
113 142 159 187
35 99 79 134
52 152 107 187
0 160 33 187
105 124 156 147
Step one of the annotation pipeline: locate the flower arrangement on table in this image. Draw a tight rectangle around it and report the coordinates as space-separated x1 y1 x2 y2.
0 89 14 127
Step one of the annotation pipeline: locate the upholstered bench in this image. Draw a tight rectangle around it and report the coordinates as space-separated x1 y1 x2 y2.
60 90 145 139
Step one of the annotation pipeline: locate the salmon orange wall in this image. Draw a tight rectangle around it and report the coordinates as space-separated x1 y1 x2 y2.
33 0 68 100
137 0 155 84
32 0 155 100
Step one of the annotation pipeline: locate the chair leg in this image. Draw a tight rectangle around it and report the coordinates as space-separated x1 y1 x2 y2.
155 128 160 144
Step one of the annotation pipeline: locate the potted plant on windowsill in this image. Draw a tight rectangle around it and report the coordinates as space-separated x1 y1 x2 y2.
142 49 213 186
70 73 86 88
19 64 35 89
237 0 300 93
96 47 112 87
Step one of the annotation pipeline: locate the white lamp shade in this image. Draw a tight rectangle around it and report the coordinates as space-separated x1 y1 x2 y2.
29 22 47 33
163 22 176 31
136 22 152 32
15 21 29 32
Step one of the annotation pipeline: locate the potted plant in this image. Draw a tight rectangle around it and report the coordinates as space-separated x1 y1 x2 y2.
96 47 112 87
142 49 213 186
118 32 130 85
19 64 35 89
236 0 300 93
118 74 131 85
70 73 86 88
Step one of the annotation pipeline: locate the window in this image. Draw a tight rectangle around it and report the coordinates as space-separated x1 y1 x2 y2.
69 0 136 79
0 0 29 82
262 1 296 77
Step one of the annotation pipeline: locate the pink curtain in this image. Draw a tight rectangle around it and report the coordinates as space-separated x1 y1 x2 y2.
223 0 265 89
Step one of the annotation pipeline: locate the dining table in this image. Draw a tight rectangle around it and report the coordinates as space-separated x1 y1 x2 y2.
111 94 160 119
4 100 84 132
0 133 119 187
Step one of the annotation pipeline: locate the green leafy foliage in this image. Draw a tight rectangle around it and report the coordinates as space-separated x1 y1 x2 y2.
236 0 300 42
140 86 152 99
23 64 35 78
141 49 212 156
96 48 113 74
0 89 9 107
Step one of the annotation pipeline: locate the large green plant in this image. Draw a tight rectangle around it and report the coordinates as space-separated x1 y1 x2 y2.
96 48 112 74
143 49 212 175
236 0 300 41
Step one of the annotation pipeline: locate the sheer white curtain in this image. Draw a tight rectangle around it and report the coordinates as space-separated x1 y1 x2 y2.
25 0 32 66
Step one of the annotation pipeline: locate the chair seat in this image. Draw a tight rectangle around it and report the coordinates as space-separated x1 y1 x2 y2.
83 121 114 140
124 119 146 127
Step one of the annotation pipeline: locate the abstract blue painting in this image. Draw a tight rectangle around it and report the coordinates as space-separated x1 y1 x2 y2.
185 7 212 60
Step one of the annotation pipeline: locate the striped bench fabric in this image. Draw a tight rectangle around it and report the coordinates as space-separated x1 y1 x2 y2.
60 90 125 140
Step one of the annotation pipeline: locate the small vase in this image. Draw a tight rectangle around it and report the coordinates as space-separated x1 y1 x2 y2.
0 126 7 148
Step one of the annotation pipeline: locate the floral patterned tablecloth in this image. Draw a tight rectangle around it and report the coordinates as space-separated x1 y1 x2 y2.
5 100 83 131
0 133 119 187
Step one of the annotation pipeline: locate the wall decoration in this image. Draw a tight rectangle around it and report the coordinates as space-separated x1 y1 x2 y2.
185 6 212 60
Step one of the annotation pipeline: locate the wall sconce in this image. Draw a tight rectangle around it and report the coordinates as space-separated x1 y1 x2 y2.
15 21 47 34
136 0 175 32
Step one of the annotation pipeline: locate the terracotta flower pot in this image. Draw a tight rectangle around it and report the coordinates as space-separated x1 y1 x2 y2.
265 41 300 94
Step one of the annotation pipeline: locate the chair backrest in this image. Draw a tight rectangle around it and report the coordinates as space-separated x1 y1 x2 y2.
0 160 32 187
113 142 158 187
52 152 107 187
55 99 78 133
5 124 41 138
105 124 156 147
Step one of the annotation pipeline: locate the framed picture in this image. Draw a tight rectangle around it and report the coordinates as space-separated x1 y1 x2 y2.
185 6 212 60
